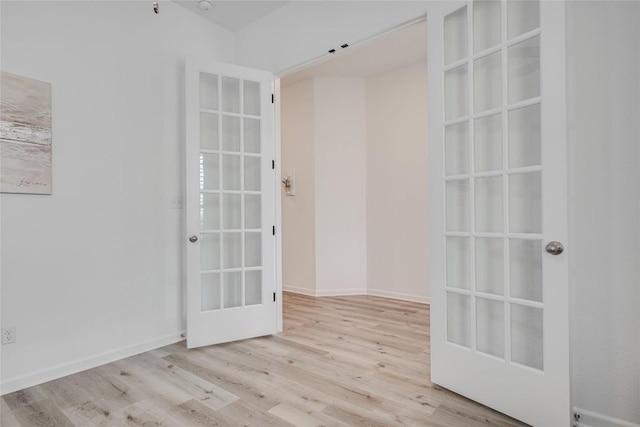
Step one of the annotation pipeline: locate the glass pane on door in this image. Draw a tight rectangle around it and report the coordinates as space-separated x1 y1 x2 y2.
445 65 468 120
508 36 540 103
445 122 469 176
444 6 467 65
201 273 221 311
474 114 502 172
200 73 218 110
200 113 219 150
508 0 539 38
474 51 501 113
474 0 501 53
197 71 266 313
443 2 544 368
447 292 471 347
511 304 543 369
476 298 504 358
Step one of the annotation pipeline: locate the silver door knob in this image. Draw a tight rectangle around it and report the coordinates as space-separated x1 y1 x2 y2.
189 235 198 243
545 241 564 255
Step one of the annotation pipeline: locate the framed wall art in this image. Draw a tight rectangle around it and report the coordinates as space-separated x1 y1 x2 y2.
0 71 52 194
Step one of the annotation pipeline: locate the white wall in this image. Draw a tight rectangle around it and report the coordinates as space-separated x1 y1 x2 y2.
281 68 428 302
280 78 368 296
236 1 429 73
314 78 368 295
281 79 317 294
366 62 429 303
0 0 234 393
566 1 640 425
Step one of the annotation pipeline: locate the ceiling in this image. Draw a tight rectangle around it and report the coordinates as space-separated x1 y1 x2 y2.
172 1 289 32
280 20 427 87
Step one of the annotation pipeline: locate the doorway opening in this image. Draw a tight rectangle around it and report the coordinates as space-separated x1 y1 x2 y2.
276 19 431 305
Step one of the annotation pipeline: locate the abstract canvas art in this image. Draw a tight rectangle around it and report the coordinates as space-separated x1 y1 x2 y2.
0 72 52 194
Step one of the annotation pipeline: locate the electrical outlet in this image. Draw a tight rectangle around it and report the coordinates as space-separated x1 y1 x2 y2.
2 327 16 345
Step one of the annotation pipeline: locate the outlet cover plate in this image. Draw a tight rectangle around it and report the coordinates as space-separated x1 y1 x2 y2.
2 326 16 345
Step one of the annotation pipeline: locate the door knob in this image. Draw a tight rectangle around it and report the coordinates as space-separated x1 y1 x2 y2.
189 235 198 243
545 241 564 255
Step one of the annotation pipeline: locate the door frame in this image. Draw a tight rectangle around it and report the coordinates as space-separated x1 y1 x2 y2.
272 2 572 423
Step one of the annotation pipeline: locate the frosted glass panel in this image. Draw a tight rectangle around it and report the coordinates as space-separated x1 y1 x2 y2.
222 77 240 113
201 273 221 311
445 122 469 176
244 157 261 191
447 292 471 348
200 193 220 230
510 239 542 302
223 194 241 230
509 104 541 168
222 116 241 152
223 272 242 308
477 298 504 358
508 0 539 38
444 6 467 65
245 270 262 305
475 238 504 295
511 304 543 370
199 73 218 110
245 232 262 268
446 237 471 290
509 172 541 233
222 155 241 191
474 0 501 53
200 233 220 271
475 176 503 232
200 154 219 191
445 65 468 120
446 180 470 232
474 51 502 113
223 232 241 269
508 36 540 103
245 194 261 229
243 80 261 116
244 119 261 154
474 114 502 172
200 113 219 150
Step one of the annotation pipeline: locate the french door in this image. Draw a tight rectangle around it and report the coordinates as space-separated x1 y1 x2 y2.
428 1 570 425
185 59 277 349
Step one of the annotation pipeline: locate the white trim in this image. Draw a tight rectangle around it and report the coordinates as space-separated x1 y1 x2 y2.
574 408 640 427
367 289 431 305
315 288 368 297
283 285 317 297
283 285 430 305
276 16 427 78
274 78 283 334
0 331 185 396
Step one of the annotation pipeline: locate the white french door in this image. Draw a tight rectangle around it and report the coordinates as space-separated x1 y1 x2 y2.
185 59 277 349
428 1 570 425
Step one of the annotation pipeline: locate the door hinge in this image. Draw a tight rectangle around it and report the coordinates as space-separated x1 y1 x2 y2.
272 225 275 236
272 160 275 170
273 292 276 302
271 94 274 103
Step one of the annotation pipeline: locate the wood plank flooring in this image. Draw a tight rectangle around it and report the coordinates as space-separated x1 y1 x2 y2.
1 293 527 426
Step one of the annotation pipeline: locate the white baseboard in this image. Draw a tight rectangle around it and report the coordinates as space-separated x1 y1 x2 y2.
367 289 431 304
1 331 185 396
283 285 317 296
315 288 368 297
283 285 367 297
284 285 430 305
574 407 640 427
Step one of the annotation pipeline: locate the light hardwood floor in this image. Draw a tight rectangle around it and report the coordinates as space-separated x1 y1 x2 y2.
1 293 527 426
